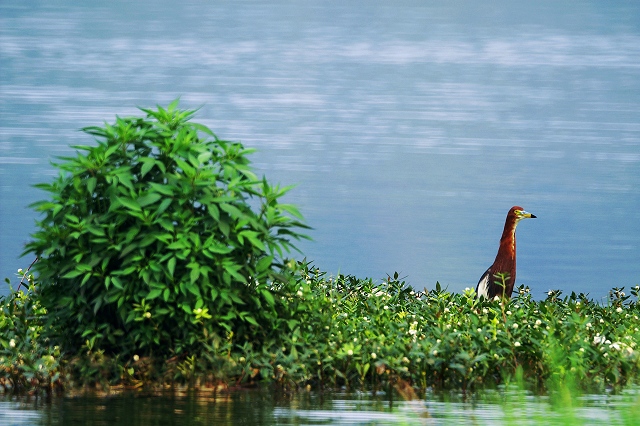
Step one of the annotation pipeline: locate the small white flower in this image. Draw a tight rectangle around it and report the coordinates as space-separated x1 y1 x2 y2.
409 329 417 336
616 307 623 313
347 349 353 356
483 308 489 314
371 352 377 359
383 305 389 310
506 310 512 315
514 341 521 347
535 320 542 326
144 312 151 319
493 296 500 302
444 307 450 313
402 357 410 364
586 322 592 328
579 348 585 353
600 318 605 324
477 328 482 333
594 335 606 345
432 350 438 356
133 354 140 362
512 323 519 329
9 339 16 348
297 290 303 297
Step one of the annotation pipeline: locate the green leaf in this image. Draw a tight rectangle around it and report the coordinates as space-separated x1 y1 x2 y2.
62 269 84 279
86 177 97 194
138 192 162 207
140 158 155 177
256 255 273 273
148 288 162 300
156 198 172 216
185 282 201 297
148 182 174 196
116 196 141 212
207 204 220 221
261 289 275 307
190 122 216 137
111 276 124 290
243 314 259 327
190 266 200 284
240 231 266 251
85 225 105 237
219 203 244 220
167 257 176 277
167 240 187 250
197 151 212 164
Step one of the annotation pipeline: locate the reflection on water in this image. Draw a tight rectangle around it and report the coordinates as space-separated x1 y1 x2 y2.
1 1 639 299
1 388 638 425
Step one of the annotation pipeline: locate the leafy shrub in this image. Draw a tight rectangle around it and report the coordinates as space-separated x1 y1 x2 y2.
25 100 309 359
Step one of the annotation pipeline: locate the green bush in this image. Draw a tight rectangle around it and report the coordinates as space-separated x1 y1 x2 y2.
25 100 309 359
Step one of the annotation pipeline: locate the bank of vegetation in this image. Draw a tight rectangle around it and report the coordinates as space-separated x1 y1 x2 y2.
1 102 639 399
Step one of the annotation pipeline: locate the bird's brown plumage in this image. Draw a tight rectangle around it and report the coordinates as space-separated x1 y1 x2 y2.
475 206 536 299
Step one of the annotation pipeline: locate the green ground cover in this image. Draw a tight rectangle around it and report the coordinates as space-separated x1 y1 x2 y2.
2 264 639 398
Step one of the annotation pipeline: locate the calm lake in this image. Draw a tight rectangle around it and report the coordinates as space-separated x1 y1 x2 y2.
1 1 639 301
1 388 639 425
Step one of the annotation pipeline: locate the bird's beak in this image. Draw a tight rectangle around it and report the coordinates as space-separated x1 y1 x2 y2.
522 210 536 219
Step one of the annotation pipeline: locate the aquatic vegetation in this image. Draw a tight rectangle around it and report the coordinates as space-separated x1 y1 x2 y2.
255 265 640 396
2 262 639 397
0 272 60 393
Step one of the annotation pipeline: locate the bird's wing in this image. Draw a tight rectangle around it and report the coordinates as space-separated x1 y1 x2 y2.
475 267 493 299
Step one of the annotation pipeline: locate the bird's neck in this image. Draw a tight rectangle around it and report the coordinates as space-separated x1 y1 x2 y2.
495 220 518 262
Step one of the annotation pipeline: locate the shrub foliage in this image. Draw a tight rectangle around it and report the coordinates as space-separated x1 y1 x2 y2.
25 100 309 358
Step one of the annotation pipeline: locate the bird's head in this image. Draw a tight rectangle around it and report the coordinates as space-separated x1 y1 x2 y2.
510 206 536 222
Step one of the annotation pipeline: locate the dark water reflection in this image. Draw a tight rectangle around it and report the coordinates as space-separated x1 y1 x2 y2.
1 388 638 425
1 1 639 299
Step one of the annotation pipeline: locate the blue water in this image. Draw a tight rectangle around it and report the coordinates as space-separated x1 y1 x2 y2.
1 388 638 425
1 1 639 300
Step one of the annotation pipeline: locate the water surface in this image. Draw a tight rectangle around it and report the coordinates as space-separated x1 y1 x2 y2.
1 388 638 425
1 1 639 299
